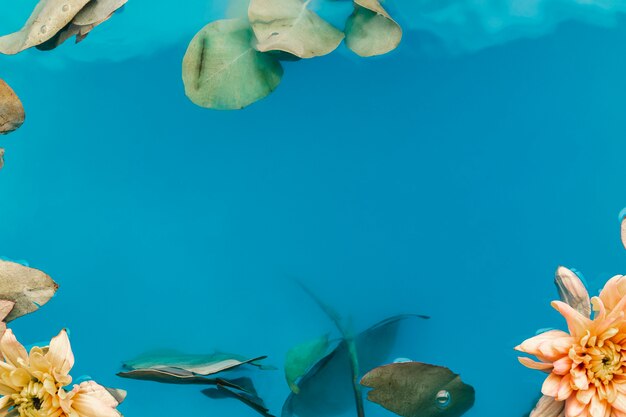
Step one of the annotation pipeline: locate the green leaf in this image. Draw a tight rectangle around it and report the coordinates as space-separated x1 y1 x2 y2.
285 334 331 394
360 362 475 417
345 0 402 57
248 0 344 58
0 259 58 322
182 19 283 110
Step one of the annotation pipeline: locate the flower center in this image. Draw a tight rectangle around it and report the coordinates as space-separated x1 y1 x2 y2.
11 381 46 417
589 345 622 381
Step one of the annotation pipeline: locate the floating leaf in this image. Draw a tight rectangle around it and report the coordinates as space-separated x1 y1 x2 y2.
248 0 344 58
203 381 275 417
282 315 427 417
0 259 58 322
0 80 26 135
105 387 128 405
37 0 127 50
72 0 126 27
182 19 283 110
118 367 224 384
622 214 626 251
554 266 590 318
123 351 269 375
360 362 475 417
528 395 565 417
0 0 91 54
0 300 15 337
345 0 402 57
285 334 330 394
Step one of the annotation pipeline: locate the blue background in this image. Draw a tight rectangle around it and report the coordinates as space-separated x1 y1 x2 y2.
1 5 626 417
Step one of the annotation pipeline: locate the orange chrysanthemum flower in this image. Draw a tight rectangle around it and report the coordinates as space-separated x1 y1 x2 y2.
517 274 626 417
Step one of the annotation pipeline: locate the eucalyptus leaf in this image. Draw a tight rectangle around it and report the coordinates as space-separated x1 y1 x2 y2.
554 266 590 318
72 0 127 26
0 80 26 135
360 362 475 417
203 382 276 417
528 395 565 417
117 367 223 384
285 334 331 394
0 0 91 54
248 0 344 58
123 351 269 375
622 215 626 251
345 0 402 57
0 300 15 337
37 0 127 50
182 19 283 110
0 260 58 322
104 387 127 405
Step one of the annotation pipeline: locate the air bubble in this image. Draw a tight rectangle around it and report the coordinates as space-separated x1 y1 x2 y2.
40 25 48 34
435 390 451 408
62 4 70 12
393 357 412 363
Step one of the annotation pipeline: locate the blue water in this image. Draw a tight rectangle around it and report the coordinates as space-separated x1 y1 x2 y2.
2 4 626 417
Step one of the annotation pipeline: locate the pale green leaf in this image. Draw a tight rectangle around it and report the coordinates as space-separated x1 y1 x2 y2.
285 334 330 394
345 0 402 57
248 0 344 58
182 19 283 110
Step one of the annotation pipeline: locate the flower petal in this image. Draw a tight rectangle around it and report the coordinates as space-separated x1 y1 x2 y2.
542 373 562 397
518 357 554 371
46 329 74 378
516 330 573 361
552 301 593 338
599 275 626 311
556 374 573 401
0 330 27 367
589 393 609 417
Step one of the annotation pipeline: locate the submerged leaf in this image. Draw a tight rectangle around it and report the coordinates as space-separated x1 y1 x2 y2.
203 381 276 417
0 260 58 322
554 266 590 318
0 80 26 135
345 0 402 57
360 362 475 417
0 0 91 54
285 334 331 393
282 315 427 417
248 0 344 58
622 215 626 251
528 395 565 417
182 19 283 110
